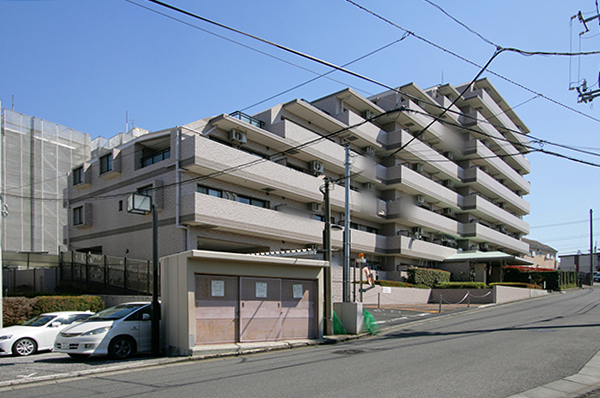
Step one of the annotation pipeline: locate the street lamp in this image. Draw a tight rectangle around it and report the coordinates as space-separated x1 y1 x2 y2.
127 193 160 357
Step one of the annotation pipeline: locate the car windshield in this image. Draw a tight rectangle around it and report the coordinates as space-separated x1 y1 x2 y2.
21 315 56 327
87 304 147 321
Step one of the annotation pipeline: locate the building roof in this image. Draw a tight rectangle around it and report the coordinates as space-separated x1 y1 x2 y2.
521 238 557 254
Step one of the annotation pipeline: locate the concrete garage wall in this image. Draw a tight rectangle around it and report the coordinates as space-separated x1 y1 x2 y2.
160 250 327 356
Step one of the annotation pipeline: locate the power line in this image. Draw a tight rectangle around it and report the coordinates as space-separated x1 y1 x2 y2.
344 0 600 125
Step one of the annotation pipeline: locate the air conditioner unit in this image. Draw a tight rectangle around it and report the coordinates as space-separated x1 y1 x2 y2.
229 129 247 144
498 202 507 210
480 166 489 173
443 179 454 188
306 244 320 250
308 202 322 213
413 227 424 236
498 179 505 185
515 190 522 197
443 151 454 160
363 146 376 157
362 110 375 120
308 160 324 174
414 194 425 204
498 225 506 233
363 182 376 191
479 242 489 251
443 208 453 215
413 163 424 173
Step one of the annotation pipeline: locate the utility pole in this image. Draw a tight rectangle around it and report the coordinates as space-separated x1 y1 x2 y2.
572 11 600 103
343 145 351 303
591 209 594 285
320 178 333 335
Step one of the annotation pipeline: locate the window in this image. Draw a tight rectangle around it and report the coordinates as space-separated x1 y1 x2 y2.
197 185 223 198
73 167 83 185
118 200 123 211
100 154 113 174
314 215 325 222
141 148 170 168
73 206 83 226
237 195 268 208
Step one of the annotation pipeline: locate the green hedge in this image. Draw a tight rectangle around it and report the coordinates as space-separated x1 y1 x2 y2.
375 280 430 289
407 267 451 288
434 282 487 289
3 296 104 327
502 267 578 291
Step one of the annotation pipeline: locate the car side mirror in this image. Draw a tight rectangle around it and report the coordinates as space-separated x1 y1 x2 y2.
142 313 151 321
51 322 61 328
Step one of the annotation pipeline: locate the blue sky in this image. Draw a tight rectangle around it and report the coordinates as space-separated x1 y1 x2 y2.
1 0 599 256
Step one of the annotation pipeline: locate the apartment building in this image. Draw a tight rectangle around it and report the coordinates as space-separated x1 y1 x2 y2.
522 237 558 269
66 78 531 282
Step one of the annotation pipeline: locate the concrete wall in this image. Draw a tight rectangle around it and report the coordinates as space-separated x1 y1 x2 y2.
160 250 327 356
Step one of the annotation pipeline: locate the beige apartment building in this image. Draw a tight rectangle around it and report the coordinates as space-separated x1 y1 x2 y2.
66 78 531 284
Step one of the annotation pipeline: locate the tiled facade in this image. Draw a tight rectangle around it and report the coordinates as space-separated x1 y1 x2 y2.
66 78 531 275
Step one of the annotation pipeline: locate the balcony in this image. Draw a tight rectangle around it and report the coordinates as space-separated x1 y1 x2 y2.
464 140 531 193
384 164 461 209
386 201 461 237
335 109 387 147
462 167 529 215
461 110 531 175
462 194 529 235
179 135 377 216
386 235 457 262
386 129 463 181
460 87 531 151
229 111 265 129
462 222 529 254
180 192 387 252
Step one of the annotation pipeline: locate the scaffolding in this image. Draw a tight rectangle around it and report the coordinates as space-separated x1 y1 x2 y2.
1 109 91 254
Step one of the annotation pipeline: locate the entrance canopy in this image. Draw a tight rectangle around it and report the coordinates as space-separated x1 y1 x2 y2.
443 251 534 266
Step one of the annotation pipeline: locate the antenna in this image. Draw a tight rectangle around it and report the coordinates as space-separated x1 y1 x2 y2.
126 111 129 133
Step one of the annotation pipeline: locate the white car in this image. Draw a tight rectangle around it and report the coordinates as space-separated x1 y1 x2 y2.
54 302 156 359
0 311 93 356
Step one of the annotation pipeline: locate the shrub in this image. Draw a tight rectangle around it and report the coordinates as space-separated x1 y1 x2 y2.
2 297 35 326
407 267 451 288
33 296 104 314
434 282 488 289
3 296 104 326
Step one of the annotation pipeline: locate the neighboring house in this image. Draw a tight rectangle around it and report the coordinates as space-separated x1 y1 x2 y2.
559 253 599 273
522 238 558 269
0 109 91 255
66 78 532 284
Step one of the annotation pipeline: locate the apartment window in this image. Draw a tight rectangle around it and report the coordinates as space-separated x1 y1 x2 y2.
236 195 268 208
73 206 83 226
141 147 170 168
314 215 325 222
73 167 83 185
197 185 223 198
118 200 123 211
100 154 113 174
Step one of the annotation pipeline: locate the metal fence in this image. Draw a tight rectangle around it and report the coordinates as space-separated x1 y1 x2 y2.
59 252 157 296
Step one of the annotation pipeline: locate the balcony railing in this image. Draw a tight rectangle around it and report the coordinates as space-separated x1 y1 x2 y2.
230 111 265 129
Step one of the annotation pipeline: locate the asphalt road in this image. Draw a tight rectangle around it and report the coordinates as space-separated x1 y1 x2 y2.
1 288 599 397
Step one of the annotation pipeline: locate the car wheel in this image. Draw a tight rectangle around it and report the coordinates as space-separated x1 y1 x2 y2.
12 338 37 356
108 336 135 359
68 353 90 360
